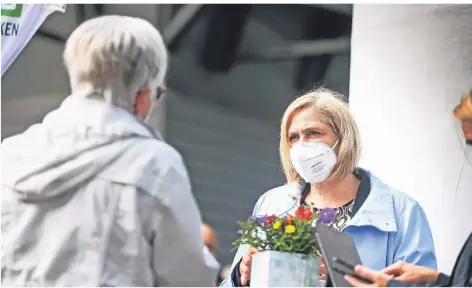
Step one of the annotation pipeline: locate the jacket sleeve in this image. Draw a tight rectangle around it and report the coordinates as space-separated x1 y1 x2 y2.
150 157 215 287
393 202 437 270
219 194 268 287
433 273 451 287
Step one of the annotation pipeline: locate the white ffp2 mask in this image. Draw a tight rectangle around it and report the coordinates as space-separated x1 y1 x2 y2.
289 140 338 183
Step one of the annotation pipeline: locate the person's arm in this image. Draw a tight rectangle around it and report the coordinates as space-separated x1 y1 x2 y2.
393 202 437 269
387 273 451 287
150 157 214 287
345 264 446 287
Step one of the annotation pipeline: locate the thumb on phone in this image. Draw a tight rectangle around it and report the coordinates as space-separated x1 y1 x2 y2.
381 261 404 277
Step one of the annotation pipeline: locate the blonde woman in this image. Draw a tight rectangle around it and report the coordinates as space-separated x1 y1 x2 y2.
220 89 437 287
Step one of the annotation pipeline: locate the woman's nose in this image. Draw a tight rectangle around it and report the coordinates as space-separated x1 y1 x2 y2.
298 131 308 141
299 134 308 142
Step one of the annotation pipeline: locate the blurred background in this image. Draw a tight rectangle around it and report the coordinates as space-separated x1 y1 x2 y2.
1 4 353 267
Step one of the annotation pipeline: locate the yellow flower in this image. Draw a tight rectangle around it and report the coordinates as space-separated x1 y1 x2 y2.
285 225 296 234
272 220 282 230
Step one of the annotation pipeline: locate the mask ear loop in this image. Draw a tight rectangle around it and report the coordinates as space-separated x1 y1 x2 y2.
332 139 340 151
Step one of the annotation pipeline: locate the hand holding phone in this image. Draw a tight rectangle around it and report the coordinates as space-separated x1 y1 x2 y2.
332 257 373 284
314 225 369 286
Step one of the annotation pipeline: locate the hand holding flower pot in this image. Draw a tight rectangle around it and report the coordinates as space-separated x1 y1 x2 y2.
233 204 336 287
239 247 259 286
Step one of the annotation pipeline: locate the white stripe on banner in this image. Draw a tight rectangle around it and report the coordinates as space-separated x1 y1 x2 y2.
1 4 65 76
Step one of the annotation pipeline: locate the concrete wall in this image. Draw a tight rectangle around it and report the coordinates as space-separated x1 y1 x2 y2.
168 4 351 122
166 89 285 264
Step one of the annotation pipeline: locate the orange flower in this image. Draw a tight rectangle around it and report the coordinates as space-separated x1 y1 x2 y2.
284 216 294 225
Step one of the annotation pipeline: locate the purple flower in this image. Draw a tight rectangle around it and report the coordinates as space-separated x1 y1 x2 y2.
256 216 267 226
317 208 336 225
236 228 244 235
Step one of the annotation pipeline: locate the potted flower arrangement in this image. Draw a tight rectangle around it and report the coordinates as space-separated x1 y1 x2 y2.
233 204 336 287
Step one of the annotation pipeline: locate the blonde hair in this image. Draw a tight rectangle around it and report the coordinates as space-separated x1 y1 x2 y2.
279 88 362 183
453 91 472 120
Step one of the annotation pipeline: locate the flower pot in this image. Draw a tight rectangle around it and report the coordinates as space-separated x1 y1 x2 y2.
250 250 322 287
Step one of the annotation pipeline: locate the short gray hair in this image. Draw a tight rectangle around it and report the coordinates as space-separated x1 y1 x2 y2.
63 15 168 110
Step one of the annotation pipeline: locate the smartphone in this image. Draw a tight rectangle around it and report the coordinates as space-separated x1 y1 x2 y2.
315 225 366 286
332 257 373 284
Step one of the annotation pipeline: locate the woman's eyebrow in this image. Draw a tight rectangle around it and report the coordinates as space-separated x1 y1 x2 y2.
300 127 322 133
289 126 323 135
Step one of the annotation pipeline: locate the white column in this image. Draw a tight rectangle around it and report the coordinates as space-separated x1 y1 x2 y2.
350 4 472 273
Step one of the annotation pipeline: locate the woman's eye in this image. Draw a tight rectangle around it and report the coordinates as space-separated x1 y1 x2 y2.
289 135 298 142
308 130 320 136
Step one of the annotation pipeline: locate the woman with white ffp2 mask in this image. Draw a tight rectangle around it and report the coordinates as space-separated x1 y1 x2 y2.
289 139 339 184
221 88 437 287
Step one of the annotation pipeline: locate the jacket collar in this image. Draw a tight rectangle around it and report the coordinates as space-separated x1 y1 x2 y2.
54 95 156 140
293 168 397 232
346 169 397 232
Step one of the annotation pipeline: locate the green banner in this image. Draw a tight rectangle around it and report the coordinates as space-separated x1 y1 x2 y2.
1 4 65 75
1 4 23 18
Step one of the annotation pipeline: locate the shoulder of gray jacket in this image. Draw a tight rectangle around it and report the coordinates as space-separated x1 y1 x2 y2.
98 137 190 197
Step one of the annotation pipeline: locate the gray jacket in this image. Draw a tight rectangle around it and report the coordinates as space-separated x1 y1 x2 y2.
1 95 215 286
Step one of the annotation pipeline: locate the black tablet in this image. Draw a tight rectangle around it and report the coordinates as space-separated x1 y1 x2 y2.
314 225 370 287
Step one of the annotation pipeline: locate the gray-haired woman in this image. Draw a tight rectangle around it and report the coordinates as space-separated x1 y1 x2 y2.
2 15 214 286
